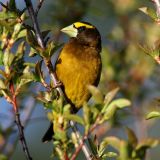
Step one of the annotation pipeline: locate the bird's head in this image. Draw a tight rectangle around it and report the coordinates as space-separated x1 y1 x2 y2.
61 21 101 51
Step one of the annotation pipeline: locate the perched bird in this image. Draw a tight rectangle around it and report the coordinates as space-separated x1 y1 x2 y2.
42 21 102 142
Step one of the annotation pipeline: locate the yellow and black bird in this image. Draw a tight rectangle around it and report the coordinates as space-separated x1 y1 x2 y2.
42 21 102 142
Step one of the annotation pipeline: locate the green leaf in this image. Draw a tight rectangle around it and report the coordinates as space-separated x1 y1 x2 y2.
43 42 63 58
108 98 131 109
102 87 119 113
26 30 40 51
63 104 71 114
136 139 159 150
0 50 3 65
8 0 16 11
54 129 67 142
83 103 90 132
3 51 14 67
126 127 138 148
35 60 45 83
17 29 27 39
0 12 16 20
16 68 35 91
104 87 119 105
135 139 159 159
90 106 100 122
146 111 160 120
102 104 117 121
102 152 117 158
88 137 98 156
88 85 103 103
64 114 84 125
28 48 37 57
99 136 121 152
0 79 6 89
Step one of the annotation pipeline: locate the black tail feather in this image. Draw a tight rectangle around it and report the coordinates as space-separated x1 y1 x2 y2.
42 123 54 143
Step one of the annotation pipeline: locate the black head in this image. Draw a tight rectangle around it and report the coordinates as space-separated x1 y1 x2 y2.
61 21 101 51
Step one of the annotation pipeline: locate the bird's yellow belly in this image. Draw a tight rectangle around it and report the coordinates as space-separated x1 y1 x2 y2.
56 52 101 108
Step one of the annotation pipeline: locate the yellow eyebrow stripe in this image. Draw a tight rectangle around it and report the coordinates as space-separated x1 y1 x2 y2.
74 22 94 29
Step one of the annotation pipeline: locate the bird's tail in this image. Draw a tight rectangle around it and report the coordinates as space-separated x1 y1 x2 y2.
42 123 54 143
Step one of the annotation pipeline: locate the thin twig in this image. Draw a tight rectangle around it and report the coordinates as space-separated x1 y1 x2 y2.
24 0 45 49
71 118 100 160
1 97 35 159
70 121 92 160
35 0 45 16
9 82 32 160
23 0 93 159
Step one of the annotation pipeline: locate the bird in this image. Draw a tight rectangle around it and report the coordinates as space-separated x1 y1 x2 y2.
42 21 102 142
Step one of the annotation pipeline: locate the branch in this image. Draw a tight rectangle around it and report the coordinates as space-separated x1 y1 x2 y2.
35 0 45 16
9 82 32 160
24 0 45 49
1 97 36 159
71 118 101 160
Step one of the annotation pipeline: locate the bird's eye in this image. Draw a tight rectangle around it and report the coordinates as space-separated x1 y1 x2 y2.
78 26 86 32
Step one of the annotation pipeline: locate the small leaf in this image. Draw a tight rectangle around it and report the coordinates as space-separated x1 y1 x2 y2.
126 127 138 148
99 136 121 152
8 0 16 11
108 98 131 109
0 79 6 89
146 111 160 120
17 28 27 39
12 23 21 38
88 85 103 103
136 139 159 150
64 114 84 125
102 152 117 158
104 87 119 105
102 104 117 121
0 49 3 65
35 60 45 83
26 29 41 51
135 138 159 159
63 104 71 114
44 42 63 58
102 87 119 113
88 137 98 156
83 103 90 133
16 70 35 91
3 51 14 67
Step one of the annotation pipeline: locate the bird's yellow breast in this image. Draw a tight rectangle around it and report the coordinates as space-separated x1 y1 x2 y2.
56 40 101 109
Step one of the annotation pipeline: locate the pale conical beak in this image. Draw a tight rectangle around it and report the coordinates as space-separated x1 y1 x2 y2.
61 24 78 37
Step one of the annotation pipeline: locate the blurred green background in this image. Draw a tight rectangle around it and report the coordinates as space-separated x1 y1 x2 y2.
0 0 160 159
